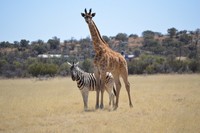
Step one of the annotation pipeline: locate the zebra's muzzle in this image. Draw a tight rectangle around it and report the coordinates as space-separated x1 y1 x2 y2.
71 75 76 81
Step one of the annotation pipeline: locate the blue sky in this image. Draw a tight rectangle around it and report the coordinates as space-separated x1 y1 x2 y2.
0 0 199 42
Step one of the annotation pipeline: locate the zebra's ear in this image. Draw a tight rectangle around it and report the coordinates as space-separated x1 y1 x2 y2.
67 62 72 66
75 62 79 66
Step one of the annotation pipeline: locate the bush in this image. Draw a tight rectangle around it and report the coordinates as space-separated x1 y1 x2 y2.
28 62 58 77
188 59 200 73
81 59 94 73
58 62 70 76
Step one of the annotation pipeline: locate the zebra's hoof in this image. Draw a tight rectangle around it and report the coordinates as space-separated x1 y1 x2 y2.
113 106 118 110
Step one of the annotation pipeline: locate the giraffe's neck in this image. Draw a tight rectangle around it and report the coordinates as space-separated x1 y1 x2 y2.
87 20 108 52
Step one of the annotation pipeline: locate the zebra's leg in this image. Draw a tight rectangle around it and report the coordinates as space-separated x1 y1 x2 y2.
94 68 100 109
108 90 113 111
113 74 121 110
107 87 112 107
105 85 114 111
110 93 115 111
112 83 117 108
81 90 89 111
109 80 117 110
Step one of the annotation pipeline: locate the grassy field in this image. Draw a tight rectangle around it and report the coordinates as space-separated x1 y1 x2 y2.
0 74 200 133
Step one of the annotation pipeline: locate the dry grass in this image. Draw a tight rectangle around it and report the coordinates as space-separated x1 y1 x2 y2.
0 74 200 133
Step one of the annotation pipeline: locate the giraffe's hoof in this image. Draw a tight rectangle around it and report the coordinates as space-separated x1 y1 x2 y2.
84 108 89 112
95 105 99 110
100 104 104 109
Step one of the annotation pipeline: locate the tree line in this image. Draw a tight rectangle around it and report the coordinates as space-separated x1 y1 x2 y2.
0 28 200 78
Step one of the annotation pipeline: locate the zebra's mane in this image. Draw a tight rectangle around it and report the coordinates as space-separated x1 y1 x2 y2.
75 66 91 75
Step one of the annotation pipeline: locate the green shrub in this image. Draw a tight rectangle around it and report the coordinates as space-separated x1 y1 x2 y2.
28 62 58 77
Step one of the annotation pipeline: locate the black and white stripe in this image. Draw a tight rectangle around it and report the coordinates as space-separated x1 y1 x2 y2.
67 62 116 111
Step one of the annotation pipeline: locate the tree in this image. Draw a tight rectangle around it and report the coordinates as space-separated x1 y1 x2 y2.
33 45 46 55
129 34 138 39
81 59 93 73
20 39 29 48
102 35 110 43
141 30 164 54
190 29 200 59
32 40 47 54
79 37 91 49
0 41 12 48
178 30 192 45
47 36 60 50
36 39 44 45
13 41 20 48
154 32 163 37
115 33 128 42
167 27 178 38
142 30 155 40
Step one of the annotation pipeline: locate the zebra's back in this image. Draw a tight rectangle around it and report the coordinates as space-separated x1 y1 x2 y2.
78 72 114 91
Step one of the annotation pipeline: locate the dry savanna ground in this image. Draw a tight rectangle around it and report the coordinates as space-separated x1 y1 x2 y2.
0 74 200 133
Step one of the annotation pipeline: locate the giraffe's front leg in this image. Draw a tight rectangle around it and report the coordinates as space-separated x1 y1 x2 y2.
96 89 100 109
100 72 106 109
94 68 100 109
100 88 105 109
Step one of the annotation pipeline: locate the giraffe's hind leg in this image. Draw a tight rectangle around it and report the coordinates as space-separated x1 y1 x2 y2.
121 69 133 108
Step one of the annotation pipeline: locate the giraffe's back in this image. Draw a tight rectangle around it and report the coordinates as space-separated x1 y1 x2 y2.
94 48 128 73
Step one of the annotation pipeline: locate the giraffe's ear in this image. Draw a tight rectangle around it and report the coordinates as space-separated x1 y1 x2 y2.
92 13 96 17
81 13 85 17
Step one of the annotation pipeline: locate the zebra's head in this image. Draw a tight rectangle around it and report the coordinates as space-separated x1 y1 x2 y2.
67 62 79 81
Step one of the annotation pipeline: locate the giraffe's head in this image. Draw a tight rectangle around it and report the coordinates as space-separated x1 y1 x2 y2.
81 8 96 24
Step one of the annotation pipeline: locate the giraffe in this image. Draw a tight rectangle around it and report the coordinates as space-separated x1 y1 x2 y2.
81 8 133 110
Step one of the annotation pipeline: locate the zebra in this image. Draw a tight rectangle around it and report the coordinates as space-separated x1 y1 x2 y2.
67 62 116 111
